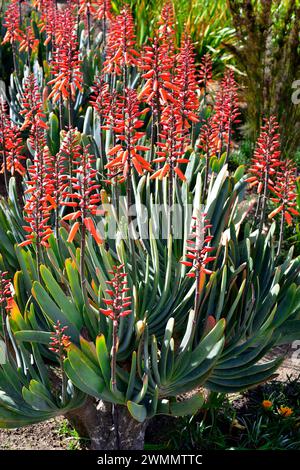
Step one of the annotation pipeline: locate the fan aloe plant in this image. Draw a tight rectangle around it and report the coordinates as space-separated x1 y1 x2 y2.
0 0 299 451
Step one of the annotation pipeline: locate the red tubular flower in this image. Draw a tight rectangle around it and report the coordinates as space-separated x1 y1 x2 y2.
49 319 71 404
248 116 282 229
0 98 25 181
199 119 217 158
90 75 110 118
248 116 281 194
100 263 131 391
79 0 97 17
0 270 13 346
94 0 112 21
150 103 187 183
211 70 240 160
18 25 39 56
62 144 102 244
181 213 215 279
139 5 177 107
174 34 200 147
157 1 176 60
105 89 151 182
103 6 139 78
0 271 13 312
139 33 178 160
20 73 48 134
32 0 48 9
19 76 54 249
1 0 23 45
100 264 132 320
37 0 59 46
49 320 71 354
269 159 299 225
222 70 240 161
139 35 177 116
48 6 83 104
198 53 213 93
90 76 111 159
78 1 98 48
181 212 215 323
59 127 81 184
21 145 55 249
199 118 217 198
79 0 112 21
3 124 25 177
139 4 176 152
49 143 72 238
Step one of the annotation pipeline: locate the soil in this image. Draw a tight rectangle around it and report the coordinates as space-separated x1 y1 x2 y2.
0 417 67 450
0 345 298 450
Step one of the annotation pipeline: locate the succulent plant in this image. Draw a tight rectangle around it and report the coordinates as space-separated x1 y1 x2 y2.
0 0 299 451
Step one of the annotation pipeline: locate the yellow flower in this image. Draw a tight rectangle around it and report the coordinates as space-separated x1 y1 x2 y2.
278 406 293 417
262 400 273 410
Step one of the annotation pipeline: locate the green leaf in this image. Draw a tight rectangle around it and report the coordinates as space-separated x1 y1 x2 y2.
67 346 105 398
233 165 245 182
170 393 204 417
14 331 51 345
127 401 147 422
96 334 111 387
32 282 79 338
40 266 83 329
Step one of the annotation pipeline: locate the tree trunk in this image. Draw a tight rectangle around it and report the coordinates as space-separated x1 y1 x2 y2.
66 398 148 450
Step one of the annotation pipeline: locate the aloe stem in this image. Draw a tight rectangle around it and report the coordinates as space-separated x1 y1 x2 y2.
126 171 137 280
203 148 210 203
111 318 118 392
259 160 269 234
225 123 232 164
87 7 91 51
277 207 285 258
59 345 67 406
168 163 174 237
1 304 9 352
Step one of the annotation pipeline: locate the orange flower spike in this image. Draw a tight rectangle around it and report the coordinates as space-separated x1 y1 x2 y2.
0 271 12 313
100 264 132 321
20 74 48 134
173 34 200 147
104 89 150 184
62 142 101 243
20 78 55 249
2 0 23 46
210 70 240 160
0 98 25 178
67 221 80 243
103 6 139 78
181 213 216 281
94 0 113 22
48 4 83 104
153 104 188 184
198 53 213 92
19 26 39 55
181 212 215 325
49 321 71 356
268 159 299 227
248 116 281 197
